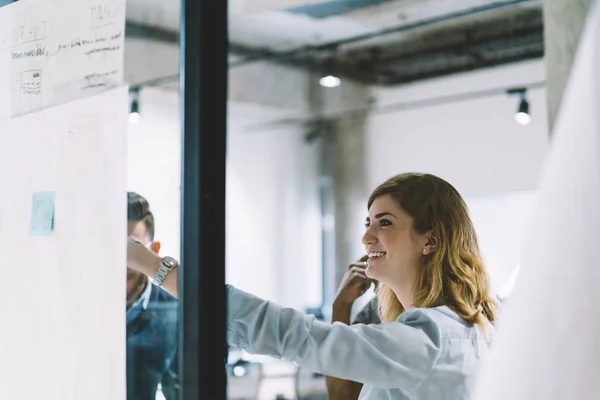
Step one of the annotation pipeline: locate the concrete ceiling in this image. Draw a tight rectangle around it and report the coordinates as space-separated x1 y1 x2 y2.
125 0 544 85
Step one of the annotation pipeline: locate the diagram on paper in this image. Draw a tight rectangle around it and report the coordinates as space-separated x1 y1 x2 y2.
0 0 125 120
13 69 43 116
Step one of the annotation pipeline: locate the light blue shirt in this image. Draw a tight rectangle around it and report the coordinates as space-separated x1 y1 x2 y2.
227 285 490 400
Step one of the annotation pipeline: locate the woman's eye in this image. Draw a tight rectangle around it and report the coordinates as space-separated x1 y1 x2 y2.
364 221 370 228
379 219 391 227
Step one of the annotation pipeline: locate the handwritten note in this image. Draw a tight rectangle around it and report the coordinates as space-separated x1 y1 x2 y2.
0 0 126 120
29 191 55 236
0 20 48 50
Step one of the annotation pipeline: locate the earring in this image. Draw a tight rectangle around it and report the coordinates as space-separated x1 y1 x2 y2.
422 248 427 255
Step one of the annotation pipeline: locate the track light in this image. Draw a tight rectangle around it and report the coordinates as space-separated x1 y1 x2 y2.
230 359 249 377
129 87 140 124
319 75 341 88
507 88 531 125
515 97 531 125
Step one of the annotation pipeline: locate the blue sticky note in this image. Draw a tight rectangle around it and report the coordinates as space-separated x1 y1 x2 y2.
30 191 55 236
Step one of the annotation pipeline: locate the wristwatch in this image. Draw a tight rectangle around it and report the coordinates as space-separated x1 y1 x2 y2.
153 256 178 287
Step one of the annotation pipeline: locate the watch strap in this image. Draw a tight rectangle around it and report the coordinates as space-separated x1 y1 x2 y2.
153 256 178 287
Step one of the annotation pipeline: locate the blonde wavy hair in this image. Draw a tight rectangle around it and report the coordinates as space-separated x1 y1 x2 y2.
370 173 497 329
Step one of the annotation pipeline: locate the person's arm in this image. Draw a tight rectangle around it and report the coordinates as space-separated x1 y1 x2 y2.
325 258 372 399
327 297 382 398
325 303 364 399
227 285 441 389
127 237 179 298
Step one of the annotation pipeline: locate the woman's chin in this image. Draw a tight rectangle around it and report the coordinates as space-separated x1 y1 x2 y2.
365 263 381 280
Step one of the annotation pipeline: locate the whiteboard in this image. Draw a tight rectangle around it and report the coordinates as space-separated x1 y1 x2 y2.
0 87 128 399
0 0 126 119
474 1 600 399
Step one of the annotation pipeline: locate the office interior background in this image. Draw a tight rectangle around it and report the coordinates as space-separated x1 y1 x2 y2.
2 0 590 398
124 0 548 398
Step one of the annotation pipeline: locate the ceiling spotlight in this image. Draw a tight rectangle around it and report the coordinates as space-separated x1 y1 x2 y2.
319 75 341 88
230 359 249 377
129 103 140 124
515 97 531 125
232 365 246 377
507 87 531 125
514 100 531 125
129 87 140 124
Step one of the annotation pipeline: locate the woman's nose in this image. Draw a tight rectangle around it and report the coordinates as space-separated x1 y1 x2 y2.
362 228 376 246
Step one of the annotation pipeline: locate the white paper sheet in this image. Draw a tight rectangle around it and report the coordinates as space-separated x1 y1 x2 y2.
0 0 125 119
0 87 128 400
474 1 600 398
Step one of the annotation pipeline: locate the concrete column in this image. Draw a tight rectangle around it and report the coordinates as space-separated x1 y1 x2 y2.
308 78 372 306
544 0 594 131
332 115 370 291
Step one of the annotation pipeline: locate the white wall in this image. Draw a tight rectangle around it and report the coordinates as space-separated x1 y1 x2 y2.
127 88 181 260
226 110 322 309
366 59 549 197
126 87 322 310
363 59 549 289
467 191 537 292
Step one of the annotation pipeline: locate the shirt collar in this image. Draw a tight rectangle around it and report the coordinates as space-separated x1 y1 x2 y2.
126 278 153 323
134 277 153 310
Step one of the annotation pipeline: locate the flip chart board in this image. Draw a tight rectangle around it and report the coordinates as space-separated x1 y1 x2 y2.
474 1 600 398
0 0 126 119
0 87 128 400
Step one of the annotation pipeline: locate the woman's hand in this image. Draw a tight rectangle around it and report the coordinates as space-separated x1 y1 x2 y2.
334 256 371 307
326 255 372 400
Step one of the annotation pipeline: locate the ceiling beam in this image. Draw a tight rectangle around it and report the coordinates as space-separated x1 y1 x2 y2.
125 20 179 43
228 0 541 67
124 0 544 87
125 20 306 69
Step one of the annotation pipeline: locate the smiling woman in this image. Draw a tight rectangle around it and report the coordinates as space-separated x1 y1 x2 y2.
365 173 497 329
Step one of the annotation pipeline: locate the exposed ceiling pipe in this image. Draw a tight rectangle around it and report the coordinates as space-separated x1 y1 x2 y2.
125 0 541 70
229 0 541 67
125 21 178 43
124 20 303 70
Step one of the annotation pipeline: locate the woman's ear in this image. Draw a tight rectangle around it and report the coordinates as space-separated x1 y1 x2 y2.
428 234 439 251
422 232 438 256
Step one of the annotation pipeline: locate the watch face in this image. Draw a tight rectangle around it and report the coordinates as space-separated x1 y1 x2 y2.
163 256 178 269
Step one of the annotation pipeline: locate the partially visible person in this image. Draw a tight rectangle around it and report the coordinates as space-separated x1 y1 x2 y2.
127 173 498 399
353 294 380 326
126 192 179 400
325 255 381 400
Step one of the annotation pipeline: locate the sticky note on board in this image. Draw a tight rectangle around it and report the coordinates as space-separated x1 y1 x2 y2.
30 192 55 236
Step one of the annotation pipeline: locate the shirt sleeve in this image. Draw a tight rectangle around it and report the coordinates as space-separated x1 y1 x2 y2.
227 285 442 389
